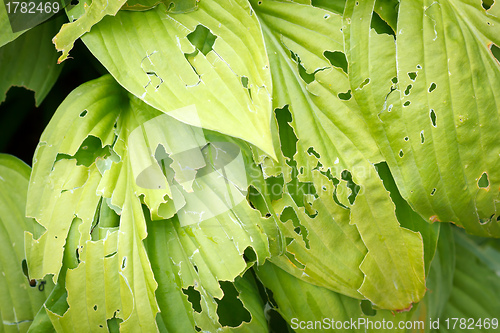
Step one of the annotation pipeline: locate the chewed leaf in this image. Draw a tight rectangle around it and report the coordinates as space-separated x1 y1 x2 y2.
344 0 500 237
53 0 127 63
146 212 276 331
255 261 416 333
26 75 283 331
252 0 426 310
0 154 52 332
81 0 276 158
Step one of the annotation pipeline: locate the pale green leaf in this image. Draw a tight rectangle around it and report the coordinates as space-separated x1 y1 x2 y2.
80 0 276 158
53 0 127 62
0 154 52 332
146 217 272 332
344 0 500 237
251 0 426 311
26 74 283 331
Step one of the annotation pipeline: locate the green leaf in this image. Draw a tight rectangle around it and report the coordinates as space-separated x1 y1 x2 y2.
255 261 416 333
80 0 276 158
376 161 440 273
53 0 127 62
0 154 52 332
0 15 65 106
146 216 272 332
344 0 500 237
251 0 426 311
26 74 283 331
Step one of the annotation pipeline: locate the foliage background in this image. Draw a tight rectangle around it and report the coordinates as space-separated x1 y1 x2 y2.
1 0 500 332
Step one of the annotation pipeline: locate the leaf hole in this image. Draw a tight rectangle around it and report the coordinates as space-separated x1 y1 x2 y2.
403 101 411 107
358 78 370 90
183 286 202 313
79 110 88 117
430 109 437 127
94 305 98 311
430 188 436 195
399 150 404 158
478 172 489 188
361 300 377 316
420 130 425 143
107 312 123 332
121 257 127 269
307 147 320 158
490 43 500 63
105 251 117 258
275 106 298 159
408 72 417 81
482 0 494 10
428 82 437 93
324 51 348 74
371 11 395 36
338 89 352 100
187 25 217 56
404 136 409 141
404 84 412 96
243 246 257 263
416 64 422 69
341 170 360 204
241 76 248 88
216 281 251 327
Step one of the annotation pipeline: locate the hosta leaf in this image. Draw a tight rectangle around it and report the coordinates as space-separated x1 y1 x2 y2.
0 15 65 106
54 0 127 63
25 76 160 331
251 0 426 311
255 261 416 333
146 216 272 332
26 75 282 331
80 0 276 157
344 0 500 237
0 154 52 332
376 162 440 273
